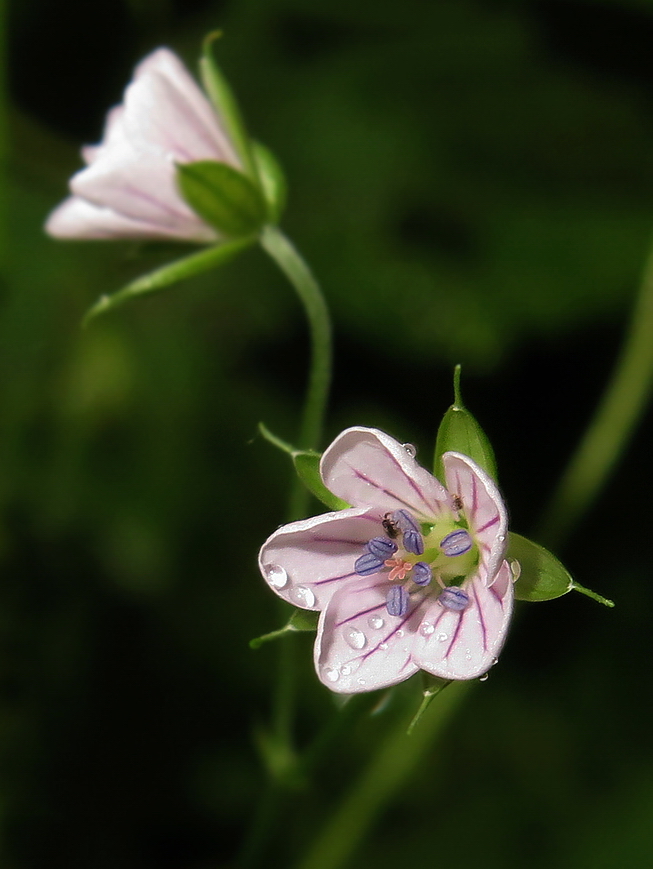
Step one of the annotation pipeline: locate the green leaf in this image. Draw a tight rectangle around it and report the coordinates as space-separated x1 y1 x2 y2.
83 238 255 324
251 140 287 224
249 609 320 649
508 532 572 601
293 451 350 512
434 365 498 482
199 32 257 179
176 161 267 237
509 532 615 606
258 423 350 512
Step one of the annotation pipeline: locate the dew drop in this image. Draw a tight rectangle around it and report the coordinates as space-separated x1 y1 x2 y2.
357 678 367 686
491 657 499 667
479 673 489 682
396 629 405 638
510 559 521 581
324 668 340 682
341 665 352 676
266 564 288 589
437 632 448 642
420 622 435 637
368 615 385 630
379 642 389 651
402 443 417 458
291 585 315 607
344 627 367 650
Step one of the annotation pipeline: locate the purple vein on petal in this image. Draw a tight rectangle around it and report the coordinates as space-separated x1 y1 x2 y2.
335 603 385 628
361 606 417 662
315 571 359 586
347 464 426 514
476 515 499 534
471 471 478 517
123 183 192 219
310 536 374 547
444 612 464 659
475 591 488 651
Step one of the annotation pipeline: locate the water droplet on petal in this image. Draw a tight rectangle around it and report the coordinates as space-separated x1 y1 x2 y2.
341 665 352 676
291 585 315 607
491 656 499 667
368 615 385 630
420 622 435 637
379 642 389 651
344 627 367 650
437 632 448 642
479 673 489 682
357 678 367 686
402 443 417 458
510 559 521 581
396 629 405 638
324 668 340 682
266 564 288 589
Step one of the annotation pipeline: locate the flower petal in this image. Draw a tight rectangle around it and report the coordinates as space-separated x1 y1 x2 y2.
129 48 238 165
314 580 422 693
442 451 508 583
259 508 383 612
44 196 183 240
412 560 514 680
320 427 449 520
70 142 219 241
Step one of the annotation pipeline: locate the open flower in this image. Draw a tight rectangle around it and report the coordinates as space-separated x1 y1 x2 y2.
259 427 514 693
45 47 240 242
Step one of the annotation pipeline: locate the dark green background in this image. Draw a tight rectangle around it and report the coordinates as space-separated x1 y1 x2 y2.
5 0 653 866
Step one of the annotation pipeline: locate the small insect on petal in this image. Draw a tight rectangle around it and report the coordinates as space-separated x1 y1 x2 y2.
355 552 385 576
440 529 473 557
386 585 410 617
411 562 432 587
438 586 469 612
367 536 398 559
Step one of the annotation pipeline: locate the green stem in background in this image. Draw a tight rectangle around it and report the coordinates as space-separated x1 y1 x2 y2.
293 683 470 869
537 237 653 548
260 225 332 456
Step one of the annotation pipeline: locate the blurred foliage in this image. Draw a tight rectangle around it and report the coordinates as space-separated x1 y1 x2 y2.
3 0 653 867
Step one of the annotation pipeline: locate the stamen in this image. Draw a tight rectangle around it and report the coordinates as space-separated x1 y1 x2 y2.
439 586 469 612
440 529 473 557
403 529 424 555
412 561 432 587
355 552 384 576
385 558 412 582
392 509 420 533
367 536 398 559
386 585 409 617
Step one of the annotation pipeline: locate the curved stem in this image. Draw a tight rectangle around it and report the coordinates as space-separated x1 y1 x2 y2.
260 225 332 456
537 237 653 548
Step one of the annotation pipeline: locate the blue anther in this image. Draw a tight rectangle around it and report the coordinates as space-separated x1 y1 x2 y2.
355 552 385 576
367 536 398 559
439 586 469 612
386 585 409 617
403 529 424 555
411 561 432 586
392 510 420 533
440 529 473 557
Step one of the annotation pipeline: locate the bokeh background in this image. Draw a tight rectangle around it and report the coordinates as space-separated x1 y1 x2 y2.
5 0 653 866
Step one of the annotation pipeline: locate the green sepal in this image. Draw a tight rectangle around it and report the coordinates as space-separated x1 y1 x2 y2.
83 237 255 324
434 365 498 482
251 140 287 224
199 32 257 179
509 532 614 607
176 161 267 237
259 423 350 512
249 609 320 650
407 673 452 735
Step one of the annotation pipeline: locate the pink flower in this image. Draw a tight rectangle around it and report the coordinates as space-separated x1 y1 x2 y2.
259 427 514 693
45 48 240 242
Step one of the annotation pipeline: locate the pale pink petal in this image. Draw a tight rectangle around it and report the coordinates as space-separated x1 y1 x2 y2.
412 560 513 680
44 196 181 240
320 427 449 520
82 106 126 164
442 452 508 583
70 142 218 242
127 48 239 165
259 508 383 612
314 580 422 693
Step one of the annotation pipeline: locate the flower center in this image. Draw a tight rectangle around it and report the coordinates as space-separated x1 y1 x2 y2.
354 509 478 616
